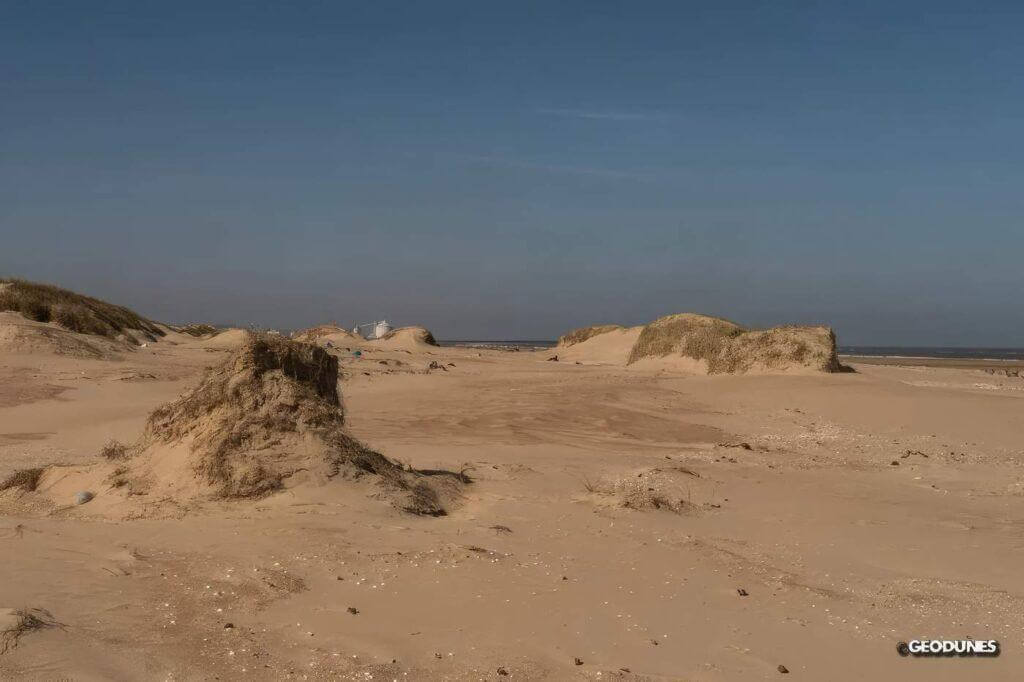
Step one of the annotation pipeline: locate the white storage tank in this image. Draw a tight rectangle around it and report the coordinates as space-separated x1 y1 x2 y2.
373 320 392 339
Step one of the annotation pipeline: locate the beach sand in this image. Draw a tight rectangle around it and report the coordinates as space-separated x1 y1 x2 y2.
1 335 1022 680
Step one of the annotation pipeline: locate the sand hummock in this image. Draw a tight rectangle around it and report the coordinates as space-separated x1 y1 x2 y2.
292 324 359 344
627 313 840 374
370 326 439 350
4 334 464 515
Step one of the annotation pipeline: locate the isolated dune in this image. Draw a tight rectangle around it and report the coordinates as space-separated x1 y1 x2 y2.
627 313 840 374
3 335 462 516
556 326 642 365
369 325 439 350
292 324 358 344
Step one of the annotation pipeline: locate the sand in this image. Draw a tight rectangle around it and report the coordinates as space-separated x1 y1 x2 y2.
1 330 1023 680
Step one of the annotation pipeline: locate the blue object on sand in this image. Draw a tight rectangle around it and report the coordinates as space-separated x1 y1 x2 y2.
353 350 362 357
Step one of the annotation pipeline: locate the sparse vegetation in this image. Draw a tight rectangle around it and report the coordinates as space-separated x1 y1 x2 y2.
0 467 45 493
176 323 220 337
100 439 133 461
0 278 164 344
558 324 624 347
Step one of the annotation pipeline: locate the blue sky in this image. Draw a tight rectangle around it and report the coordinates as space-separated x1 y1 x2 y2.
2 1 1022 344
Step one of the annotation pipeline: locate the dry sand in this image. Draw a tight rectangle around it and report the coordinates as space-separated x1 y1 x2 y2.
1 329 1023 680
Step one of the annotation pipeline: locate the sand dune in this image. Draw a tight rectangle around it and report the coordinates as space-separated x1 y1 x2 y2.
367 325 439 351
556 313 841 374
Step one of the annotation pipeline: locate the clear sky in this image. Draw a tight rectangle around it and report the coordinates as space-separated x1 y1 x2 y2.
2 1 1022 345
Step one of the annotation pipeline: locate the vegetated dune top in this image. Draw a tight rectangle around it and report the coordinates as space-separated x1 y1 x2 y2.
628 313 840 374
369 326 439 350
0 278 164 346
3 334 463 516
557 324 625 347
558 313 840 374
292 324 359 343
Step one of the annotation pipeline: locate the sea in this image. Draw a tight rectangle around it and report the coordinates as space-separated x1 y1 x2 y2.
838 346 1024 361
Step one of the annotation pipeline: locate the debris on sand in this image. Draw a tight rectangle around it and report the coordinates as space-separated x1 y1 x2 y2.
737 588 749 596
0 607 62 654
74 491 94 505
547 355 559 362
778 664 790 674
427 361 448 371
347 607 359 615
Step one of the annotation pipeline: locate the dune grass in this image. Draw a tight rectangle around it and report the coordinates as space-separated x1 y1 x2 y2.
0 278 164 344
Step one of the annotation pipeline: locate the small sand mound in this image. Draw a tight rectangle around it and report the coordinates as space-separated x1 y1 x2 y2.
557 325 624 347
586 467 713 514
292 324 358 344
627 313 840 374
372 326 439 350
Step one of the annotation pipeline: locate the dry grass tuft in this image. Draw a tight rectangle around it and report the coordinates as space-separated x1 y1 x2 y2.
558 325 624 347
627 313 840 373
100 439 134 461
0 278 163 344
0 467 45 493
0 608 62 654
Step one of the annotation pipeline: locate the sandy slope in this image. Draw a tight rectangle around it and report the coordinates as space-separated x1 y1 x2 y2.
1 337 1023 680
